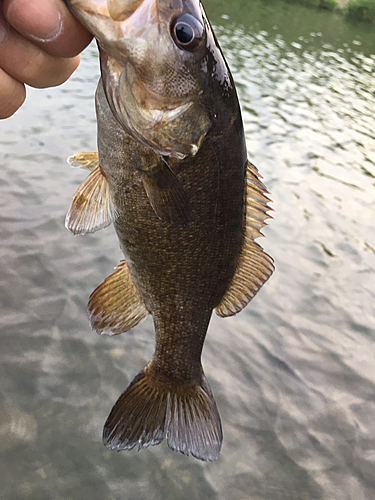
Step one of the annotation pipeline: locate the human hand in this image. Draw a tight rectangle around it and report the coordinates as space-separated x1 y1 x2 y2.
0 0 93 118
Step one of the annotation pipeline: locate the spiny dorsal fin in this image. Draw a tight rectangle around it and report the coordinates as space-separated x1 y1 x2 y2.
88 260 149 335
216 160 274 318
141 159 192 228
103 366 222 461
67 151 99 171
65 164 117 235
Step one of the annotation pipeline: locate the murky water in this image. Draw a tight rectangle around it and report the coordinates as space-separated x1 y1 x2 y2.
1 1 374 499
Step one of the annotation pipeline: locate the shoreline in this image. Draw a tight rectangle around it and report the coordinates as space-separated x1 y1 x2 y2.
290 0 375 23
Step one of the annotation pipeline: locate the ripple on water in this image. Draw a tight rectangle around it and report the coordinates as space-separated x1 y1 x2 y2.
0 4 375 500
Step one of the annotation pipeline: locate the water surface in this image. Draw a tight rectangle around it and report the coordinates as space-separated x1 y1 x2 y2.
0 1 374 499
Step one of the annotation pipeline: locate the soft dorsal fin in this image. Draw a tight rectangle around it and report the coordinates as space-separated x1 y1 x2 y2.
67 151 100 171
215 161 274 318
141 159 192 228
65 155 117 235
88 260 149 335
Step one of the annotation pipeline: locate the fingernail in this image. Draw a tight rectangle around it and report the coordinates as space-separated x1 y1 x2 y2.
6 0 64 43
28 13 63 43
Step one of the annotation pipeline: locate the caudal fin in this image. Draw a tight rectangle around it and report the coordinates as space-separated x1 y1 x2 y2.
103 367 222 461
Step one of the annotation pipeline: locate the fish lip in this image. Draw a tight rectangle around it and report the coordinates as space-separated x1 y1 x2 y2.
107 0 145 22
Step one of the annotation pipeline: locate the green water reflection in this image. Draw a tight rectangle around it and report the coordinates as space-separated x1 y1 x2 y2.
205 0 375 55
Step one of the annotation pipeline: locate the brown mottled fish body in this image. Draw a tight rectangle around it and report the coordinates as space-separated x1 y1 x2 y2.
64 0 273 461
97 69 245 374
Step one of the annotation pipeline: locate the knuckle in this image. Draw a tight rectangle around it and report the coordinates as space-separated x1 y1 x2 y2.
0 70 26 119
0 90 26 119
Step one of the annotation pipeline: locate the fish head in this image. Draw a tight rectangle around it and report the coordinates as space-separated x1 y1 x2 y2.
113 0 213 158
65 0 229 158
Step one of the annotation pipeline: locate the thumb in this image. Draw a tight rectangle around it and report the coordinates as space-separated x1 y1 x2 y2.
3 0 92 58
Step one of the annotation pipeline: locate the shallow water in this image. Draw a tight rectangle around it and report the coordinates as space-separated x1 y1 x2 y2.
1 1 374 499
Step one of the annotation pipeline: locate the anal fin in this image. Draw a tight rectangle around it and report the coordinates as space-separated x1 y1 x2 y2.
88 260 149 335
216 160 274 317
141 159 192 228
65 158 117 235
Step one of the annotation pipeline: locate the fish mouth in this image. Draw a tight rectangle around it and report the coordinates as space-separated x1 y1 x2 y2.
107 0 145 21
66 0 203 62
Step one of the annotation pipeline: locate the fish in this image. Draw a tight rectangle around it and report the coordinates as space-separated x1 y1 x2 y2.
63 0 274 461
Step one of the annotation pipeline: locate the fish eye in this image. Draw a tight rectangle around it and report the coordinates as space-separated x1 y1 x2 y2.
170 13 204 51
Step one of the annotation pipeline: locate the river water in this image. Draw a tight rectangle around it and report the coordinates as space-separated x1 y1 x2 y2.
0 1 374 499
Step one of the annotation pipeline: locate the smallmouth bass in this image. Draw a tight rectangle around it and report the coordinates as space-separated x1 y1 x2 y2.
64 0 274 461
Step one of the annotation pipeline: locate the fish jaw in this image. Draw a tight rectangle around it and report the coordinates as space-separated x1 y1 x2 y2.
64 0 198 47
63 0 148 48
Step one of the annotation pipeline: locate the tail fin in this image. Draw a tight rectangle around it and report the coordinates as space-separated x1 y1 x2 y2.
103 367 222 461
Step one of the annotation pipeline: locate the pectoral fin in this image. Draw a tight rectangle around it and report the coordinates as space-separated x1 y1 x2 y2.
88 260 149 335
141 159 192 228
216 161 274 317
65 161 117 235
67 151 99 171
